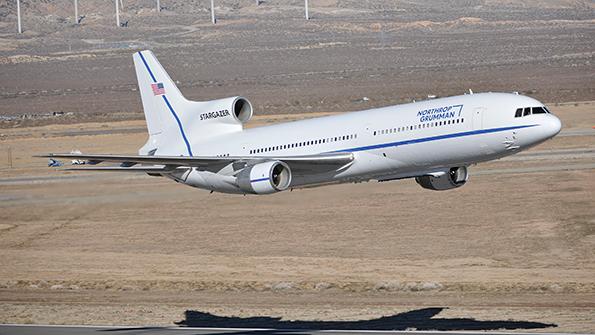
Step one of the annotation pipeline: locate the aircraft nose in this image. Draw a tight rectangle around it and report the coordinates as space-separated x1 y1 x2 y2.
545 114 562 138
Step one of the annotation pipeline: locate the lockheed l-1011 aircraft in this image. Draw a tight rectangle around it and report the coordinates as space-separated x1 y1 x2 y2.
41 50 562 194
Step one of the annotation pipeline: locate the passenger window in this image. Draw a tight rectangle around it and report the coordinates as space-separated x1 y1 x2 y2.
515 108 523 117
523 107 531 116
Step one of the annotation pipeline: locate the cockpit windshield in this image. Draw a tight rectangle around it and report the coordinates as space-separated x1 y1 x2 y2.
514 106 550 118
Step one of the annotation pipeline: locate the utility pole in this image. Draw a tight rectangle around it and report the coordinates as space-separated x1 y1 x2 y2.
210 0 216 24
74 0 78 24
115 0 120 27
16 0 22 34
156 0 160 12
305 0 309 20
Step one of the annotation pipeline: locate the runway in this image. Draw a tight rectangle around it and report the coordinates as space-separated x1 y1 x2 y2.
0 325 587 335
1 146 592 187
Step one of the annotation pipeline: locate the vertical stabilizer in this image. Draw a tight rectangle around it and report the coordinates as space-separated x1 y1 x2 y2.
133 50 248 157
133 50 193 156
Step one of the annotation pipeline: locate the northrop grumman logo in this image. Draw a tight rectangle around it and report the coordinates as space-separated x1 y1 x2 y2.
200 109 230 121
417 104 463 122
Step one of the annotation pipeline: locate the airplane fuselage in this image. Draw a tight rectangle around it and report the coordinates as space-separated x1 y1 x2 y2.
189 92 561 188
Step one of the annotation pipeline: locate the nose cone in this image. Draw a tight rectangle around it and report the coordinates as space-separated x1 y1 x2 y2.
545 114 562 138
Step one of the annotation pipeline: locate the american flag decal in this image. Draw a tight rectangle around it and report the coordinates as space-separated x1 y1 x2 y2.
151 82 165 96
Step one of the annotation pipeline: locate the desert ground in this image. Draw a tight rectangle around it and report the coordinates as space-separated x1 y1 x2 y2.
0 0 594 126
0 102 593 331
0 0 594 332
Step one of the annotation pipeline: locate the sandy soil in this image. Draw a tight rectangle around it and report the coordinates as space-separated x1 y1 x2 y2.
0 102 593 331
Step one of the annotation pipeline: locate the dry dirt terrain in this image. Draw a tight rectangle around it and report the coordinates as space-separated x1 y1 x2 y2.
0 102 594 331
0 0 594 126
0 0 594 332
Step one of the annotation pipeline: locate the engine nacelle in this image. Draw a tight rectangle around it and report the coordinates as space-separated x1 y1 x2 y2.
237 161 292 194
201 96 253 124
415 166 468 191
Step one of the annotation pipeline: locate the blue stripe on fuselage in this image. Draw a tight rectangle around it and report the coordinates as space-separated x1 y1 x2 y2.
330 124 537 153
137 51 193 156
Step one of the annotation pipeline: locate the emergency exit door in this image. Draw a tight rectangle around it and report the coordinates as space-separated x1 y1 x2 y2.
472 107 485 130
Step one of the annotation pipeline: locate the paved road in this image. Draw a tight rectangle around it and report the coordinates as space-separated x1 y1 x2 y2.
0 325 586 335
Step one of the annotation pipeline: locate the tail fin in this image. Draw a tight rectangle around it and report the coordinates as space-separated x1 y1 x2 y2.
133 50 248 157
133 50 194 156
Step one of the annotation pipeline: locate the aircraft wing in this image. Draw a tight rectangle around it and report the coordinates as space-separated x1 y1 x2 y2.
37 152 354 173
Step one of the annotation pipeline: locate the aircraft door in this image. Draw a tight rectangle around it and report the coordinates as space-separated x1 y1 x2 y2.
472 107 485 130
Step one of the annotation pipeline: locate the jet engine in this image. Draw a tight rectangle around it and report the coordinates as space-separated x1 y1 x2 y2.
237 161 292 194
202 96 253 124
415 166 468 191
229 97 252 123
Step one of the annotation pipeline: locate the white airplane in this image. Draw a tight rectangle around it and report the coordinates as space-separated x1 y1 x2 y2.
41 50 561 195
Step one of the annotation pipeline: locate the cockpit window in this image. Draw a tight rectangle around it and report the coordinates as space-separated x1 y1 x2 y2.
515 106 550 118
532 107 547 114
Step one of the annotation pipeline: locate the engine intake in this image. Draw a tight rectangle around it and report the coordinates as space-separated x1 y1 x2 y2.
415 166 468 191
232 97 252 123
237 161 292 194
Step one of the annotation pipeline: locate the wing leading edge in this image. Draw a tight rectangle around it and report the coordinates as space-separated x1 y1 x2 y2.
37 152 354 173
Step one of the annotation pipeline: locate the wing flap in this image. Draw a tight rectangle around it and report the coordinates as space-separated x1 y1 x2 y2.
64 165 176 172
